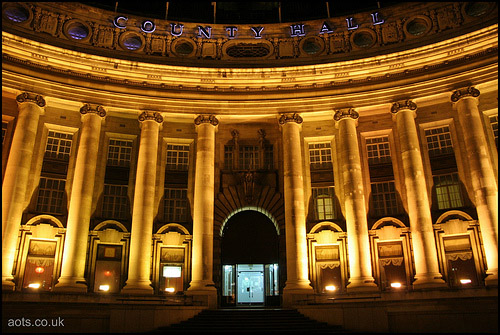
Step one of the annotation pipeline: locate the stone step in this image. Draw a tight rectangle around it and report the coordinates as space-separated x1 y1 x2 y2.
153 308 345 333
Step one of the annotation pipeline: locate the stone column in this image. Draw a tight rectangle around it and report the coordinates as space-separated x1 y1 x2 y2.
188 115 218 304
2 92 45 290
279 113 313 305
451 87 498 286
391 100 445 288
54 104 106 292
187 115 218 307
334 108 377 292
122 111 163 294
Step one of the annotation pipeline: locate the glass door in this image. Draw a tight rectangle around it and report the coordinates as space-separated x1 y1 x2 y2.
237 264 264 304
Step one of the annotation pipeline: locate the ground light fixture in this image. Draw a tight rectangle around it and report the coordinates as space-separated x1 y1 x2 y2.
390 282 402 288
325 285 336 292
460 279 472 284
28 283 41 289
99 284 110 291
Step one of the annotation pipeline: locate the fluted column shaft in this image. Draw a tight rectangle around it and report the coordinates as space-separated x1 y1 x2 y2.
2 93 44 290
122 112 163 294
452 88 498 285
335 109 377 291
279 113 313 294
188 115 218 292
391 101 445 288
55 105 105 292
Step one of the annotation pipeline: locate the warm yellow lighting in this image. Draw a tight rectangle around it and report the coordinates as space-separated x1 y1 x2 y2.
28 283 41 289
165 287 175 293
325 285 336 292
390 282 402 288
460 279 472 284
99 284 110 291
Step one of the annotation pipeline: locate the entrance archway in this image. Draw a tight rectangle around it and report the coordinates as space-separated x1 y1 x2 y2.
220 210 280 306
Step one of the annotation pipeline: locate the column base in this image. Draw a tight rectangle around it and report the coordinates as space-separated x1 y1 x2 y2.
185 284 217 308
346 276 378 293
283 280 314 307
53 277 88 293
121 279 154 295
484 270 498 287
2 277 16 291
412 273 447 290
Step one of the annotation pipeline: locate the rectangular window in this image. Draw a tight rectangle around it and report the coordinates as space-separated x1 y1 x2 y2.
489 115 498 149
224 145 233 170
366 136 391 165
309 142 332 170
102 184 128 219
94 244 122 293
425 126 454 157
107 139 132 167
239 145 260 170
434 173 464 209
312 186 335 220
378 242 407 290
443 236 478 287
264 145 274 170
22 240 56 291
164 188 188 222
166 144 190 171
371 181 399 216
36 177 66 214
44 131 73 161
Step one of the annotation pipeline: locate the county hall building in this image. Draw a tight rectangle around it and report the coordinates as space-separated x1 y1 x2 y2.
2 2 498 333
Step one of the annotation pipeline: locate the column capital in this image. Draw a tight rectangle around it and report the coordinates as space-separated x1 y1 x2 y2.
80 103 106 117
16 92 46 107
391 100 417 114
194 114 219 126
334 108 359 121
278 113 303 125
451 86 480 102
138 111 163 123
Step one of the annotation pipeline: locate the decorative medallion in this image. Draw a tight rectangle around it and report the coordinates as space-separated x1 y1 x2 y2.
391 100 417 114
334 108 359 121
451 86 480 102
80 103 106 117
194 114 219 126
16 92 46 107
138 111 163 123
278 113 303 125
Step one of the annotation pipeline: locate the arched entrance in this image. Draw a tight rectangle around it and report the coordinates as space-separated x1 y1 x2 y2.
220 210 280 306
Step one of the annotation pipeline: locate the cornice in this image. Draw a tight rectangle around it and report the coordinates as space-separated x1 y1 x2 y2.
1 2 498 67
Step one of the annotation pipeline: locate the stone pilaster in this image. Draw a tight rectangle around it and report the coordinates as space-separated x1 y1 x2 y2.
54 104 106 292
122 111 163 295
391 100 446 289
451 87 498 286
187 114 218 307
279 113 314 305
334 108 377 292
2 93 45 290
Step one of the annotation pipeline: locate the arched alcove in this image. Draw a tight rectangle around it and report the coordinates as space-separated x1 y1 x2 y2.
221 210 278 264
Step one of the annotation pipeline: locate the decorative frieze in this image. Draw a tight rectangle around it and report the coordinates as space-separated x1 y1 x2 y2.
334 108 359 121
391 100 417 114
278 113 303 125
194 114 219 126
451 86 480 102
80 103 106 117
138 111 164 123
16 92 46 107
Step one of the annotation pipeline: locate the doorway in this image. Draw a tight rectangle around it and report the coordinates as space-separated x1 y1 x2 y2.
220 210 280 306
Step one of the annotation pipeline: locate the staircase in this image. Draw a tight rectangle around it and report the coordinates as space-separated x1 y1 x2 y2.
154 308 345 333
